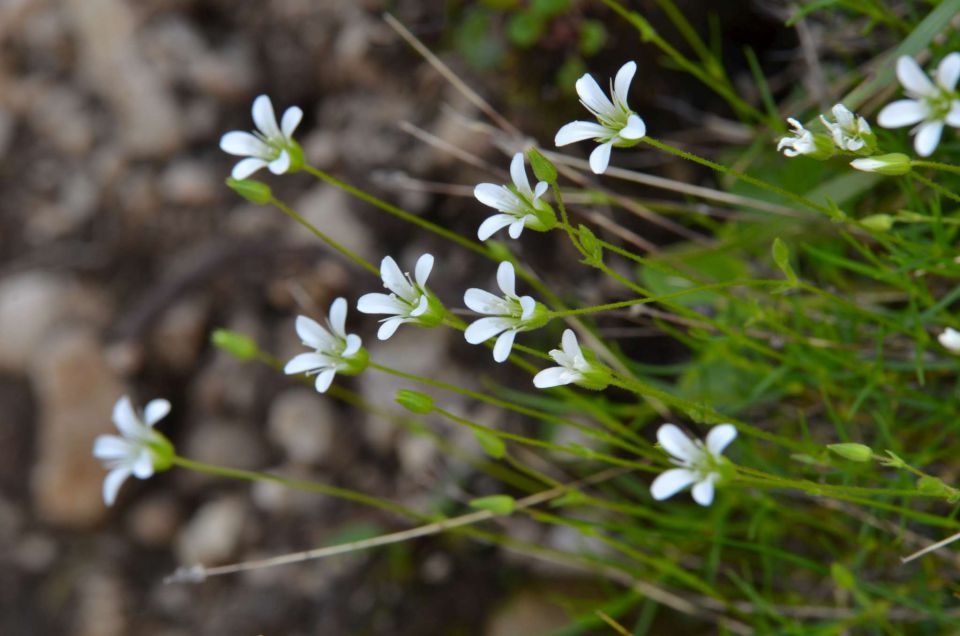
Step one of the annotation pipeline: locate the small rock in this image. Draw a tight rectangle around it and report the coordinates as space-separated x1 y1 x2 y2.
14 533 58 573
74 570 127 636
149 296 210 371
159 161 219 207
30 328 127 526
175 497 247 565
397 433 438 478
267 389 336 465
485 589 571 636
0 272 69 373
288 184 375 260
182 418 267 474
126 494 182 548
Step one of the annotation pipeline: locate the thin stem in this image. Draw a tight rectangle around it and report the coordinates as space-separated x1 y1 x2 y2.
911 160 960 177
551 183 583 254
270 196 379 276
912 172 960 205
302 164 489 257
641 136 834 216
169 455 417 519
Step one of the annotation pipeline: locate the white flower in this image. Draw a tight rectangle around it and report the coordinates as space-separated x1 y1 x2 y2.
777 118 818 157
554 61 647 174
650 423 737 506
285 298 367 393
474 153 554 241
533 329 609 389
220 94 304 180
820 104 874 152
849 153 911 175
93 396 173 506
877 54 960 157
464 261 546 362
357 254 443 340
939 327 960 353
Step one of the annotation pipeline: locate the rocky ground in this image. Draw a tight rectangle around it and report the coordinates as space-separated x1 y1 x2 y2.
0 1 796 633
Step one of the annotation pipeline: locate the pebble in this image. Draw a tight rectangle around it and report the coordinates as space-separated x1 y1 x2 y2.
126 494 182 548
175 496 247 565
29 328 127 526
149 296 210 371
0 272 70 373
267 389 336 465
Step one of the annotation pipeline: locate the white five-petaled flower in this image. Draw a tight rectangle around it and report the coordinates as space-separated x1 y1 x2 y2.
357 254 443 340
220 94 304 180
93 396 174 506
939 327 960 353
285 298 368 393
877 54 960 157
820 104 874 152
533 329 608 390
464 261 546 363
650 423 737 507
554 61 647 174
777 118 818 157
474 153 555 241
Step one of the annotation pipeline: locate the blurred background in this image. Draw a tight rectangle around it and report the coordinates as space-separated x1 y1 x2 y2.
0 0 800 633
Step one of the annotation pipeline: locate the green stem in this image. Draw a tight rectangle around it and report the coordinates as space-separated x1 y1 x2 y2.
551 183 582 254
270 196 379 276
912 172 960 206
170 455 418 520
302 164 488 257
641 136 832 216
911 160 960 177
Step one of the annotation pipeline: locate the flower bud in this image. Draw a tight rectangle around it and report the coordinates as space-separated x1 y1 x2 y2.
211 329 260 360
849 153 911 175
526 147 557 183
226 177 272 204
860 214 894 232
395 389 434 414
827 443 873 462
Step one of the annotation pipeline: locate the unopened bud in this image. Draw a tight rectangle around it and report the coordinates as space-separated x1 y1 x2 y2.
827 443 873 462
850 153 911 175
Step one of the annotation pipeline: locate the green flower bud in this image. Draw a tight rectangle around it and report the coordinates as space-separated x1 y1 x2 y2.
827 443 873 463
226 178 272 204
860 214 894 232
211 329 260 360
469 495 515 515
526 147 557 183
849 153 912 175
395 389 434 414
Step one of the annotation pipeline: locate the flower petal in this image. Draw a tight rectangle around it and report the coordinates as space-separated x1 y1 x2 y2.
657 424 700 463
561 329 581 358
914 119 944 157
691 474 718 506
507 218 525 239
946 101 960 127
102 467 131 506
415 253 434 288
876 99 928 128
650 468 698 501
343 334 362 357
518 295 536 320
897 56 936 97
219 131 271 157
409 293 429 317
231 157 269 180
619 114 646 140
284 352 330 375
493 329 517 362
329 297 348 338
295 315 336 351
131 449 154 479
576 73 615 118
112 396 140 437
496 261 516 297
93 435 133 460
280 106 304 139
613 61 637 106
509 152 531 197
705 423 737 455
554 121 609 146
478 214 517 241
533 181 548 201
377 317 405 340
938 53 960 92
252 94 282 139
589 141 613 175
268 149 291 174
533 366 576 388
314 368 336 393
474 184 520 211
464 288 507 314
357 292 407 316
143 399 171 427
380 256 414 299
464 316 512 344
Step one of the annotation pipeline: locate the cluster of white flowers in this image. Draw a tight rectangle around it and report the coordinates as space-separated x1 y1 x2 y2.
779 53 960 165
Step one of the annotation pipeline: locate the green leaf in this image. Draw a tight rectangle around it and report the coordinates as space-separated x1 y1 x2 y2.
578 224 603 265
474 430 506 459
469 495 516 515
578 19 607 57
454 9 505 70
526 147 557 183
531 0 571 18
771 238 797 284
506 11 544 48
